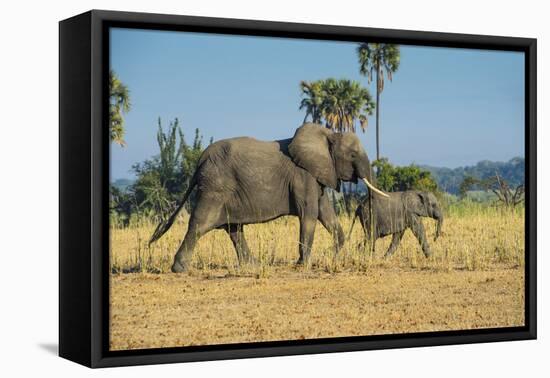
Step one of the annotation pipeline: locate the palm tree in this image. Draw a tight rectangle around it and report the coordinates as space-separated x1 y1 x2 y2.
357 43 400 161
109 70 131 146
299 80 323 123
299 78 374 133
321 78 374 132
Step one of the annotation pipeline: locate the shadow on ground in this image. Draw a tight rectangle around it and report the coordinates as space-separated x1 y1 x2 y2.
38 343 58 355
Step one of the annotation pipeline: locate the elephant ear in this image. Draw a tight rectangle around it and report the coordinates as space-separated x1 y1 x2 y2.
418 191 432 205
414 191 430 213
288 123 338 189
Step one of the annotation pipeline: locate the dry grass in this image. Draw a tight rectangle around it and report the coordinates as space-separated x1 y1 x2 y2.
109 204 525 350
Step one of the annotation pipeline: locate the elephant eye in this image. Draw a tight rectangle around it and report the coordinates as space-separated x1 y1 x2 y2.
350 152 357 159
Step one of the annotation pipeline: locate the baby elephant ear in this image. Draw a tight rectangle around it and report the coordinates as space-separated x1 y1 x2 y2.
416 191 428 204
416 191 430 205
288 123 338 189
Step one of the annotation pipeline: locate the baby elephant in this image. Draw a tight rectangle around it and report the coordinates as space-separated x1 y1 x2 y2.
355 190 443 257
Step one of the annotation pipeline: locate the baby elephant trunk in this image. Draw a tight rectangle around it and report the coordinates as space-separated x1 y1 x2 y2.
434 213 443 241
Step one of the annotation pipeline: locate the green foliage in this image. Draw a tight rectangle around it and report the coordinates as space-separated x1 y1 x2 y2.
463 190 498 203
110 185 136 227
110 118 209 226
109 70 131 146
299 78 375 132
459 176 479 198
372 158 438 193
180 128 204 186
371 158 396 191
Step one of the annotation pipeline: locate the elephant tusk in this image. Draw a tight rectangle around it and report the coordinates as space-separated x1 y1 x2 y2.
362 178 389 198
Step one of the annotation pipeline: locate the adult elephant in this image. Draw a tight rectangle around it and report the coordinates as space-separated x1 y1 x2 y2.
149 123 387 273
354 190 443 257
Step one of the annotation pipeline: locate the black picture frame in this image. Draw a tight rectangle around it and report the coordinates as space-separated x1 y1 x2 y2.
59 9 537 368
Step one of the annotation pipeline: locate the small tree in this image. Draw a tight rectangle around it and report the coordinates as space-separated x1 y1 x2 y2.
372 158 438 193
460 173 524 207
132 167 172 219
178 128 205 211
371 158 396 191
156 118 184 197
491 174 524 207
459 175 479 199
112 118 209 224
110 185 137 227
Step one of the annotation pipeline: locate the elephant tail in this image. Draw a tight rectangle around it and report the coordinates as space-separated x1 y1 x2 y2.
149 172 198 246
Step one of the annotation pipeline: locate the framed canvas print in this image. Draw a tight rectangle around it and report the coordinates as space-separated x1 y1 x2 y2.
59 10 537 368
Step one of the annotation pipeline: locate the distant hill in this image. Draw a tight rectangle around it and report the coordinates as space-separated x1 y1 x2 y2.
111 178 134 191
421 157 524 194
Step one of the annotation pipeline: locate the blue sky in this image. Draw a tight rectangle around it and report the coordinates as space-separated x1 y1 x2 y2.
110 28 525 180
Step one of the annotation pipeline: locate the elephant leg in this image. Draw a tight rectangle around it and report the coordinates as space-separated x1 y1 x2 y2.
362 212 374 251
172 198 222 273
410 217 432 257
358 206 376 254
225 224 256 265
296 216 317 265
318 192 344 253
384 230 405 257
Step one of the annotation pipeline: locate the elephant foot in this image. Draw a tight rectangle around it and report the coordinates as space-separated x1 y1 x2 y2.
239 254 258 266
171 260 188 273
296 256 310 266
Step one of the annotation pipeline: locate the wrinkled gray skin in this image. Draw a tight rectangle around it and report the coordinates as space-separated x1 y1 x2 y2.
356 191 443 257
149 123 377 273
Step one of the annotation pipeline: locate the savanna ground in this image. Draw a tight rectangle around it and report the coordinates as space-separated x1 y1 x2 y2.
109 203 525 350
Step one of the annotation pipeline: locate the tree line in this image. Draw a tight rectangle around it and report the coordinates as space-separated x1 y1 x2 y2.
422 157 525 195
